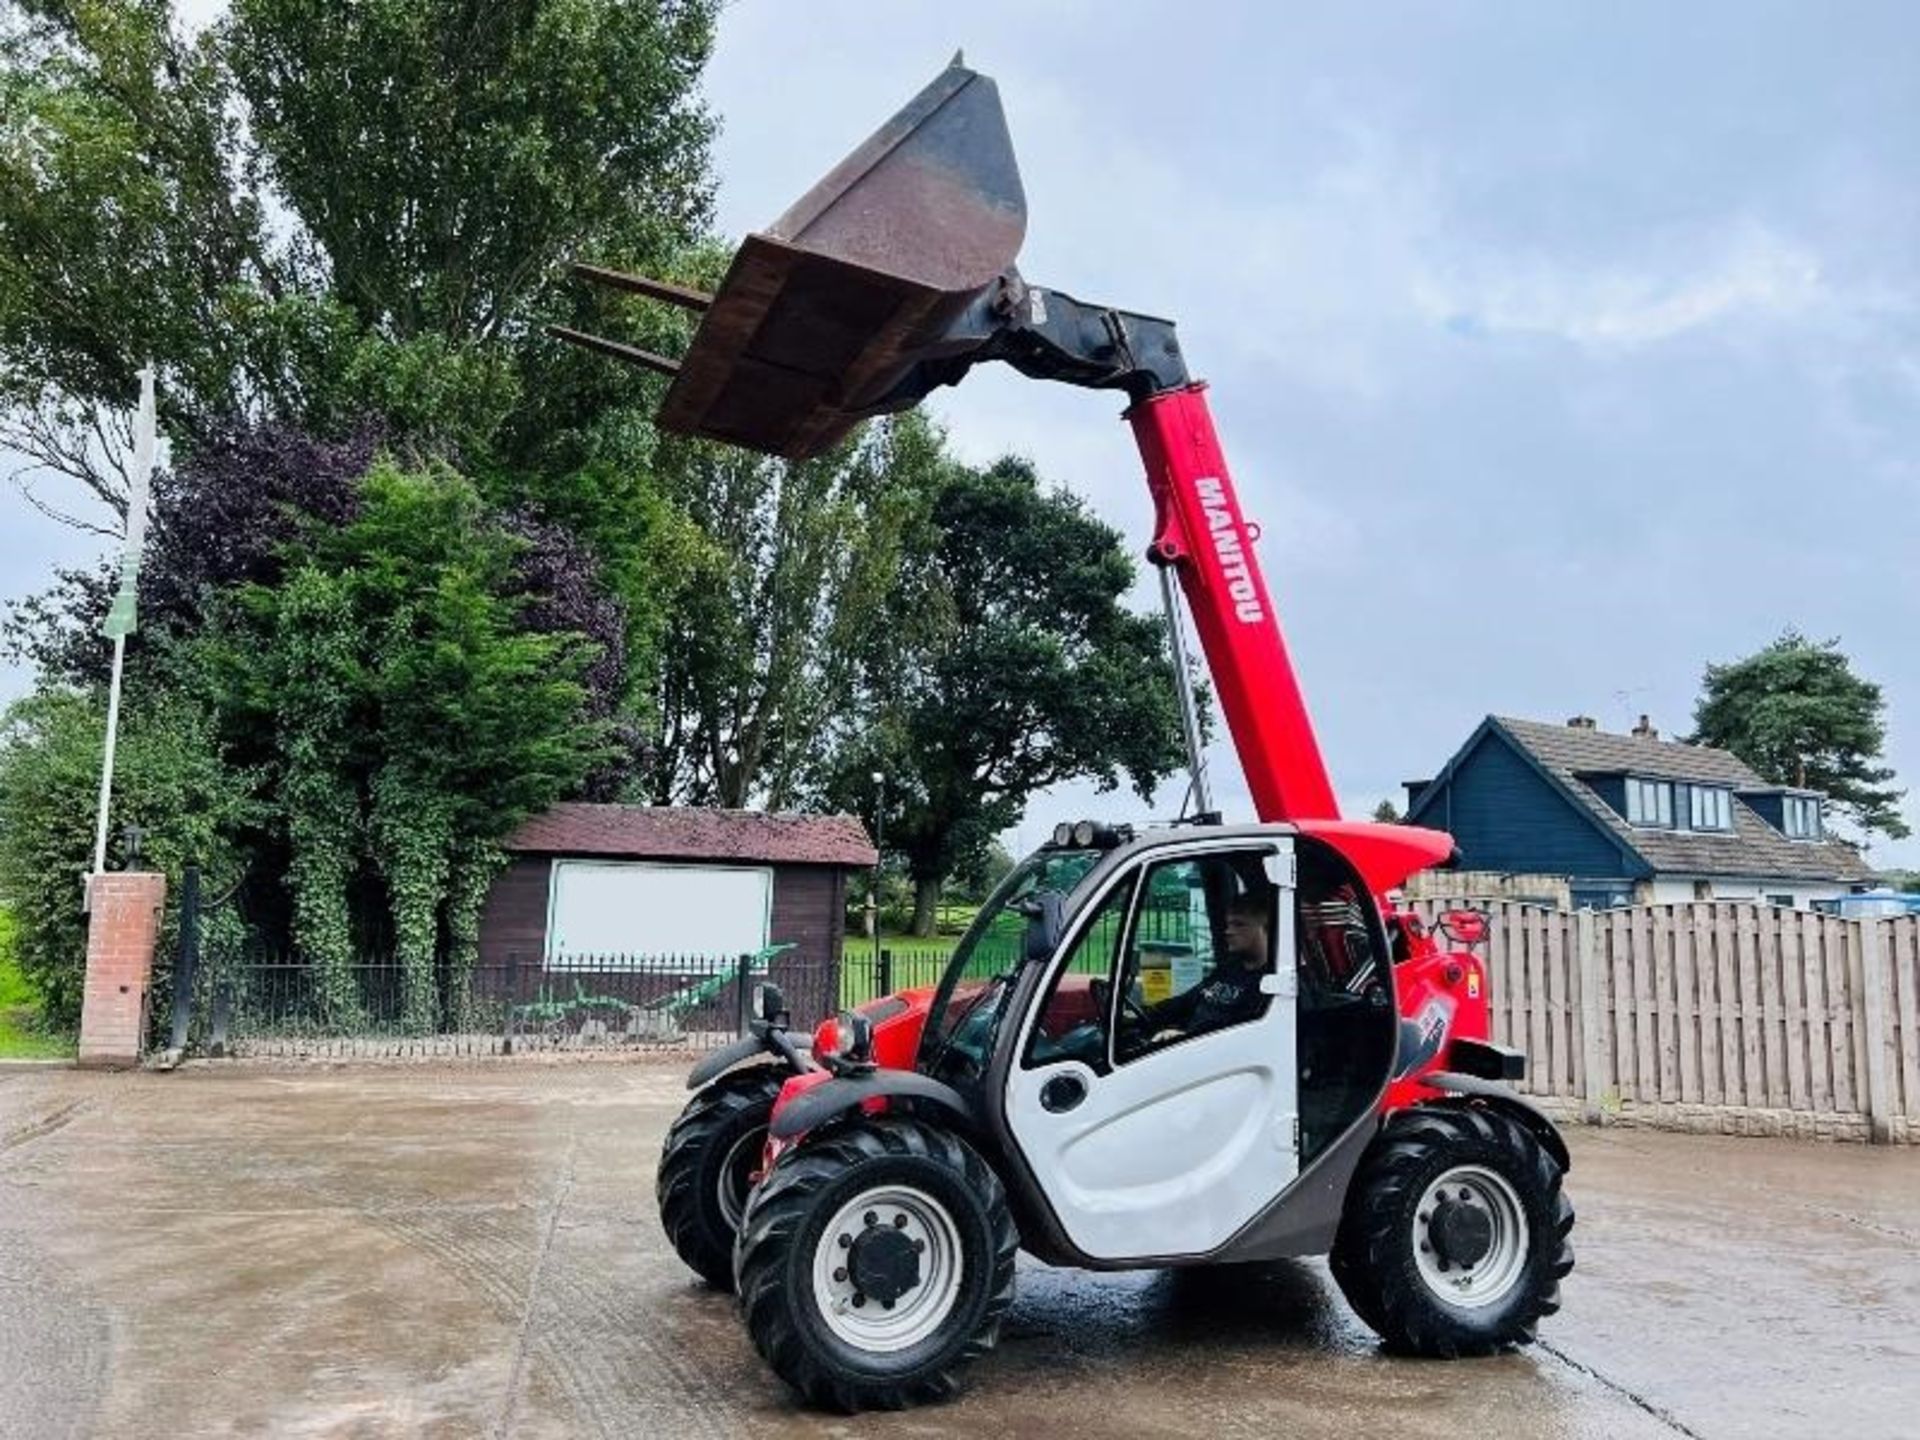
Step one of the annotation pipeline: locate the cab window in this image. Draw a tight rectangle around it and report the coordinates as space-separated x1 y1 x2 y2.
1112 851 1278 1063
1023 874 1137 1072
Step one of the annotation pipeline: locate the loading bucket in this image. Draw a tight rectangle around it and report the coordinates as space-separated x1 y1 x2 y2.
658 60 1027 459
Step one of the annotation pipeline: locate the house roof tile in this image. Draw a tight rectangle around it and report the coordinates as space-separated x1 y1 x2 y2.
505 803 878 867
1491 717 1873 884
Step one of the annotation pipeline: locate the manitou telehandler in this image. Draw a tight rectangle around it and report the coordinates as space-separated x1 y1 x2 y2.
557 58 1574 1413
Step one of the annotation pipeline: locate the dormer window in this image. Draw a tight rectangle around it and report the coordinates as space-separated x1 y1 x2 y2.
1686 785 1733 832
1783 795 1823 839
1623 778 1733 831
1626 778 1673 826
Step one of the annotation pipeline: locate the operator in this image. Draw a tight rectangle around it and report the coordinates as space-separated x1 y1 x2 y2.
1139 888 1275 1043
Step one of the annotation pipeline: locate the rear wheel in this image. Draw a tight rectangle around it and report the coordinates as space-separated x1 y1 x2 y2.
1330 1105 1573 1356
734 1118 1018 1411
657 1067 786 1290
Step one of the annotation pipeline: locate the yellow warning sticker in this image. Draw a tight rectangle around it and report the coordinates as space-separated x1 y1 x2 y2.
1467 970 1482 999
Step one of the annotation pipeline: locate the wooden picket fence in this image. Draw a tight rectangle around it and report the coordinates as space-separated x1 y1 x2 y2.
1409 901 1920 1144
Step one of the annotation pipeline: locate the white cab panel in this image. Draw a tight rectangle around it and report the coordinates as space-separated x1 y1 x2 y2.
1005 841 1300 1261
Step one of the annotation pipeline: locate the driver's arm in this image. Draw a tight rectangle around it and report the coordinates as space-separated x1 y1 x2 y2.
1141 982 1198 1033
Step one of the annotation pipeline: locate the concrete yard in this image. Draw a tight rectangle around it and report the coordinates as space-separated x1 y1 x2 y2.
1 1058 1914 1439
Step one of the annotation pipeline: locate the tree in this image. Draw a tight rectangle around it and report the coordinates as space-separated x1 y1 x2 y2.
1 421 382 688
1690 630 1908 840
192 457 612 1027
951 840 1016 904
839 457 1188 935
0 688 250 1026
0 0 719 524
228 0 715 348
0 0 281 521
647 414 952 808
1371 799 1403 824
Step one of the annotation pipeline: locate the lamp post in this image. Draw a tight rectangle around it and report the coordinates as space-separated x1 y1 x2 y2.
872 770 885 975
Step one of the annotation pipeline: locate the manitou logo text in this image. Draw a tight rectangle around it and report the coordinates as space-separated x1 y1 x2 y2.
1196 477 1264 623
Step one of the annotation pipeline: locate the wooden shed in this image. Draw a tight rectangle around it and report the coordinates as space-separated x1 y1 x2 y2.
478 803 877 1024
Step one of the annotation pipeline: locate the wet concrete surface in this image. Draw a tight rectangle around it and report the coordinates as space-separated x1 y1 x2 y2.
0 1060 1913 1439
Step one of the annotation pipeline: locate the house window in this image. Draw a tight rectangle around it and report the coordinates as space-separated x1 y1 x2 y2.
1767 894 1796 909
1783 796 1823 839
1685 785 1733 832
1627 778 1673 827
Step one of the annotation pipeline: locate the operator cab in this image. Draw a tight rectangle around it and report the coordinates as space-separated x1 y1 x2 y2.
915 820 1397 1267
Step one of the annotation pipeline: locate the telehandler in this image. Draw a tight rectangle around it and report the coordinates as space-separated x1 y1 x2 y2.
558 58 1574 1413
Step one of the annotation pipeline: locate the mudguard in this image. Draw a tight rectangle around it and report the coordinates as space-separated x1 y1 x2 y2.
685 1028 811 1090
1421 1072 1572 1173
686 1035 771 1090
768 1070 976 1141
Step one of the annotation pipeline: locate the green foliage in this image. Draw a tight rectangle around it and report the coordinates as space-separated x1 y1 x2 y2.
227 0 716 344
0 0 717 520
1691 630 1908 840
191 459 608 1025
950 841 1016 904
0 0 280 512
0 688 250 1026
649 413 954 808
835 455 1188 934
1371 799 1403 824
1 913 72 1058
264 567 361 1022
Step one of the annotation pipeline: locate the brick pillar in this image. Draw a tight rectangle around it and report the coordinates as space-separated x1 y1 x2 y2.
78 872 167 1069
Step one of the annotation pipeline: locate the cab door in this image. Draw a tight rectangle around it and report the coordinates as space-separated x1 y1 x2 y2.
1003 841 1299 1262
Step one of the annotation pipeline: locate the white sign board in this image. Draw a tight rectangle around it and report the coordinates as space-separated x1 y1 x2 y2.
545 860 772 967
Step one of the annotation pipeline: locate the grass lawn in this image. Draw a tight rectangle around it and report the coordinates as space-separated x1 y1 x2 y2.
838 929 964 1009
0 911 75 1060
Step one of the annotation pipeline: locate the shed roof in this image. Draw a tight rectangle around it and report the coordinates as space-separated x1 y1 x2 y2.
1491 717 1872 884
505 803 878 867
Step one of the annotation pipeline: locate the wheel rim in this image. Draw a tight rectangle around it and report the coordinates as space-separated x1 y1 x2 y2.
715 1126 766 1231
1413 1164 1530 1309
810 1185 965 1353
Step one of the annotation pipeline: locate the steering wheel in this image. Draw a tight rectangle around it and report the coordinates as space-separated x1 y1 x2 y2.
1090 976 1154 1031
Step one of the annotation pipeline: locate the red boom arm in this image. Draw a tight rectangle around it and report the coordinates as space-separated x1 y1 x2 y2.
1129 383 1340 824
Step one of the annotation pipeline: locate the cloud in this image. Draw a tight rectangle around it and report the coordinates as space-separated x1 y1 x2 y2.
1421 222 1833 348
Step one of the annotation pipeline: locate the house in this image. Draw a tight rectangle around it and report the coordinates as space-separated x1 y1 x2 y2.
1405 715 1874 910
477 803 878 1014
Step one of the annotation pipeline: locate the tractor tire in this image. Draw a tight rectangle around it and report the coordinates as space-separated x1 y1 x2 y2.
1330 1104 1573 1357
657 1066 786 1290
733 1118 1019 1412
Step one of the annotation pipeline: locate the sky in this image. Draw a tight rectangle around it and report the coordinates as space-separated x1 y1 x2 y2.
5 2 1918 867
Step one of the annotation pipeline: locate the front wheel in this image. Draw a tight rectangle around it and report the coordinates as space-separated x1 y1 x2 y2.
734 1118 1018 1411
1330 1104 1574 1356
657 1067 786 1289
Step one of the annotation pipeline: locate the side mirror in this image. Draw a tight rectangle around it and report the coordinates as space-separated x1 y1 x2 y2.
1017 889 1066 962
753 982 788 1026
834 1009 874 1064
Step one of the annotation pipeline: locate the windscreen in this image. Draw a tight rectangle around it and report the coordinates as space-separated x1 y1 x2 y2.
918 848 1102 1084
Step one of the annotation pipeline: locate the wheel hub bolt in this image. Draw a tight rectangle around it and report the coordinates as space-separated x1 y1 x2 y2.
833 1267 847 1283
